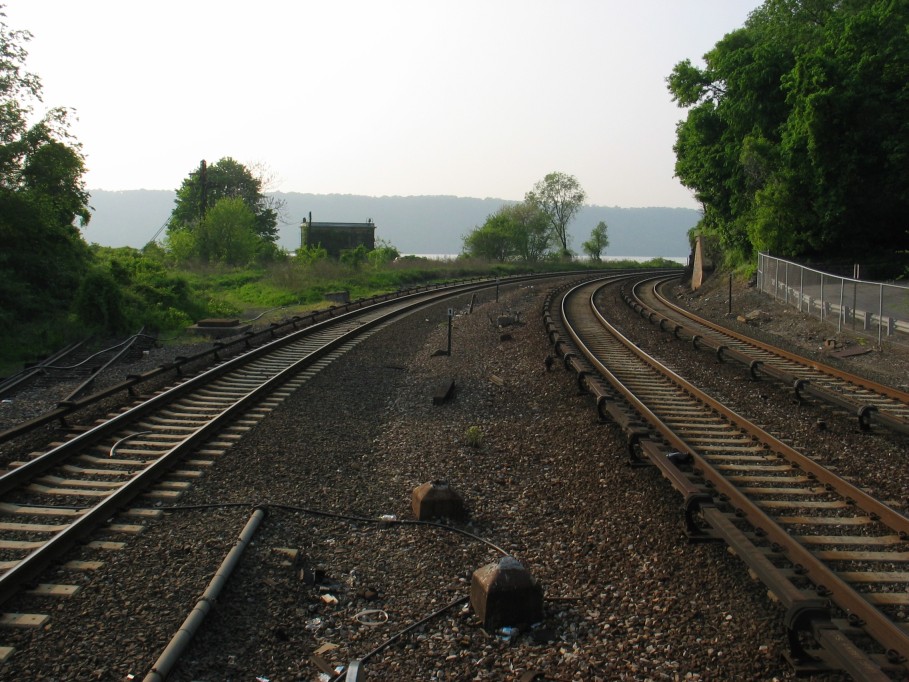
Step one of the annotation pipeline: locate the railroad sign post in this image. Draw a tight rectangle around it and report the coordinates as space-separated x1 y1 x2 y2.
447 308 453 355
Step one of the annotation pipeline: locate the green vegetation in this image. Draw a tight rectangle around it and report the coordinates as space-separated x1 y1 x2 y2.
0 11 678 377
465 425 484 449
164 158 284 266
462 172 588 262
582 221 610 262
669 0 909 271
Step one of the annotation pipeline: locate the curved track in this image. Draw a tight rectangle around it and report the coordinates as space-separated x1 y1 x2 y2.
546 276 909 680
628 276 909 435
0 276 536 661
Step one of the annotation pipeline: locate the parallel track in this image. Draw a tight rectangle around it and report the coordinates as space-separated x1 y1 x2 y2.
628 276 909 435
0 276 539 660
547 276 909 680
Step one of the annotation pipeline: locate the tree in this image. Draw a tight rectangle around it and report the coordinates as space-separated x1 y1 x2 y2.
461 201 552 262
525 172 586 256
0 8 91 330
508 201 551 263
582 221 609 261
462 209 514 262
668 0 909 266
195 197 260 265
167 157 281 243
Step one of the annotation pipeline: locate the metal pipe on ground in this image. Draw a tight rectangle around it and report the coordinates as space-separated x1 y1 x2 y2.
142 506 268 682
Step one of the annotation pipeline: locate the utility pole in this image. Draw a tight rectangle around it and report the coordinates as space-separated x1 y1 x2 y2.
199 159 208 221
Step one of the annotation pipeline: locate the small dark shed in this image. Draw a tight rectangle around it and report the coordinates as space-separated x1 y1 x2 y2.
300 216 376 258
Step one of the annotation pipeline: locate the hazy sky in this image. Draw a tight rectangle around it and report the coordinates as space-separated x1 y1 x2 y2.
7 1 762 208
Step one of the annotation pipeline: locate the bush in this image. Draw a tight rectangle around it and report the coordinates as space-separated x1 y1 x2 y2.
72 267 128 333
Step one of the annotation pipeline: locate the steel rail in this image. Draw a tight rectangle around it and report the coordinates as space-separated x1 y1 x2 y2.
0 271 587 445
0 277 490 444
626 275 909 435
60 328 147 403
554 277 909 677
0 340 86 399
0 278 522 606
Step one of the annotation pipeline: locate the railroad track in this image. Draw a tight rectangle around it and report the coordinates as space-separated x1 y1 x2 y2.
0 276 530 663
546 276 909 680
627 275 909 436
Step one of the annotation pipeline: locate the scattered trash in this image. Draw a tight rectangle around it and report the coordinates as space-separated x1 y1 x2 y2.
666 451 692 465
321 593 339 605
305 617 323 631
301 567 326 585
255 677 270 682
497 626 519 641
353 609 388 626
378 514 397 524
310 650 337 675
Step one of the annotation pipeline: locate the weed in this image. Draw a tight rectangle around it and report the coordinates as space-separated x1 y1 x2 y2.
465 426 484 448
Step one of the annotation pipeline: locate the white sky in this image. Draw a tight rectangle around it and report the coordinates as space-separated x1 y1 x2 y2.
6 0 762 208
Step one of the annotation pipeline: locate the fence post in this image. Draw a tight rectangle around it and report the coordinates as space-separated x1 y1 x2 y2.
799 267 804 312
879 283 884 346
775 257 781 300
785 261 790 304
838 279 844 332
820 275 825 321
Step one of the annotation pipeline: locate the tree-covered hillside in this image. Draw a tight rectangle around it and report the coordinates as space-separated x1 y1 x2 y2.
669 0 909 271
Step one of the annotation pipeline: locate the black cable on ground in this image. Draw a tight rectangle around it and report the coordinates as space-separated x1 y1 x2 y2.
328 594 471 682
157 501 510 555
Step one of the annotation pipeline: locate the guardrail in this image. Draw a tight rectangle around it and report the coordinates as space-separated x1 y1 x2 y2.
757 253 909 347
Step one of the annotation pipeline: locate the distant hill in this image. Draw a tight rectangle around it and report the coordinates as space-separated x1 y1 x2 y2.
82 190 700 258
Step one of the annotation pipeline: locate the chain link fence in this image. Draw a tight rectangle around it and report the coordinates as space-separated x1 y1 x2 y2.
757 253 909 348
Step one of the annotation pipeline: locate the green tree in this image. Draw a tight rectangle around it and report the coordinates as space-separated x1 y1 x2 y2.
0 8 91 330
195 197 260 265
582 221 609 261
508 201 551 263
167 157 281 243
668 0 909 264
462 201 553 262
525 172 586 257
462 208 516 262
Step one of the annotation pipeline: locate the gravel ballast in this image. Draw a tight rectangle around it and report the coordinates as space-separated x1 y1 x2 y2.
5 273 902 680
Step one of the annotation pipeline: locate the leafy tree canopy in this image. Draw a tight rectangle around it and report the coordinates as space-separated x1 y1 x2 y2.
525 171 586 257
668 0 909 266
582 221 609 261
0 6 91 327
168 157 282 243
462 201 551 262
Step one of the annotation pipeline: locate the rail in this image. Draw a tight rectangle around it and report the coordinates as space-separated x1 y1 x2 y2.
545 275 909 679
